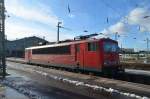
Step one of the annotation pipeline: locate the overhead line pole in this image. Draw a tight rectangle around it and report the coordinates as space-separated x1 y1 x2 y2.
56 22 71 43
115 32 119 41
146 38 149 61
0 0 6 78
143 38 150 63
57 22 62 43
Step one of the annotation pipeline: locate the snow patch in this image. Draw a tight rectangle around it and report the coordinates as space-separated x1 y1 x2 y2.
34 70 149 99
0 80 44 99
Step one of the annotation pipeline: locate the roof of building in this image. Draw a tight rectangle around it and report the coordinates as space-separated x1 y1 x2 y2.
7 36 49 50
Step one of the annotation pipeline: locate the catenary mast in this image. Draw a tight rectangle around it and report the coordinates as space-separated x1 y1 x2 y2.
0 0 6 78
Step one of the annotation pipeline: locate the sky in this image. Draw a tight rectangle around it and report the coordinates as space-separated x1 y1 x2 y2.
5 0 150 51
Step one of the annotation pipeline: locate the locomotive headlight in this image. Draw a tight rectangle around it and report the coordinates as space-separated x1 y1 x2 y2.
104 61 118 65
104 61 109 65
104 62 107 65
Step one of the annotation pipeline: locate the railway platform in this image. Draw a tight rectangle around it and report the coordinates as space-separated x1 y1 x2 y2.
5 58 150 98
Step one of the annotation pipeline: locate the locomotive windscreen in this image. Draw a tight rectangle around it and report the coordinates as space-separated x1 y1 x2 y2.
103 42 119 53
32 45 71 54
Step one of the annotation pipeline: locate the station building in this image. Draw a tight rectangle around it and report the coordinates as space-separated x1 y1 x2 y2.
6 36 49 58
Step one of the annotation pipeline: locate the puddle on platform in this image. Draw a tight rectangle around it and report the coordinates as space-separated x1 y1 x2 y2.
0 85 28 99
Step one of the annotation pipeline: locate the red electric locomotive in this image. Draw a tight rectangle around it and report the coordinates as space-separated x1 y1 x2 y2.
25 37 123 73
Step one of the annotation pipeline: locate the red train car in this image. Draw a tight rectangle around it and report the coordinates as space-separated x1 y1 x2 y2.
25 38 122 73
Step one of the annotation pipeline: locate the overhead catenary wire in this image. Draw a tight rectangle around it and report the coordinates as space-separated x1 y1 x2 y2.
100 0 149 41
101 0 124 24
68 4 71 13
101 0 123 17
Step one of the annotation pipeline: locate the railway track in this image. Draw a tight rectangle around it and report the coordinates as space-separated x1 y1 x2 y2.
6 61 150 99
7 58 150 86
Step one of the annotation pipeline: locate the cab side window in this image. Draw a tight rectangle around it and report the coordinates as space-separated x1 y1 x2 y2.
88 42 98 51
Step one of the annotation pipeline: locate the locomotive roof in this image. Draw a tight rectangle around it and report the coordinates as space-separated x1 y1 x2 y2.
26 38 117 50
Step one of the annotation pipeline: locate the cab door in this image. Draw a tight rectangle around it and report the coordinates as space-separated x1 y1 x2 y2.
76 43 85 69
25 49 31 62
27 50 32 61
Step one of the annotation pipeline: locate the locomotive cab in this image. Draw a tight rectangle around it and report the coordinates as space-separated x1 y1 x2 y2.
102 40 123 74
75 38 123 74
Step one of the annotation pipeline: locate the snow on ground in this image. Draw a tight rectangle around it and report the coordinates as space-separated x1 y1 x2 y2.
34 70 149 99
0 79 43 99
0 85 28 99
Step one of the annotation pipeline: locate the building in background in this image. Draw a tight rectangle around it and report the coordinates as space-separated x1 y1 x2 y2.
6 36 49 58
120 48 150 63
120 48 135 54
